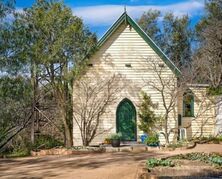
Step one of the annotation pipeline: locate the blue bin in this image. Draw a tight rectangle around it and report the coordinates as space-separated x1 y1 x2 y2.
140 134 148 144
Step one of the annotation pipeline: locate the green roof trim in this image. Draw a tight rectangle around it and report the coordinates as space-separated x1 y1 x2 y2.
97 13 126 47
97 12 181 76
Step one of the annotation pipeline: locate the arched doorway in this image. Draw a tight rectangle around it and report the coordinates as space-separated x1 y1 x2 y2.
116 98 137 141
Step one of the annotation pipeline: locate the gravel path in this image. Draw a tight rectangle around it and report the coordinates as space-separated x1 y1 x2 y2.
0 144 221 179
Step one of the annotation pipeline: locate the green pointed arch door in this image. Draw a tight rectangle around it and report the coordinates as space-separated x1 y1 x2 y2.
116 98 137 141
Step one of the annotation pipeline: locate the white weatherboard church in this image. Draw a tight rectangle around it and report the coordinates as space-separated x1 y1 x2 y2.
72 12 218 146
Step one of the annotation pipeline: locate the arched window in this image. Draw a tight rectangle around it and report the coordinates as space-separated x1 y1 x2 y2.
183 90 194 117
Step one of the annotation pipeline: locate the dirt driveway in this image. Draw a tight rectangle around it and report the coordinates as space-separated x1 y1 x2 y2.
0 144 221 179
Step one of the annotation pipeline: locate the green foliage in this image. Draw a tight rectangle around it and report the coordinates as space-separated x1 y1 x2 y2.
207 86 222 96
0 76 32 142
2 149 30 158
13 0 97 72
194 0 222 89
32 134 63 150
138 11 193 66
0 0 14 19
209 155 222 166
138 92 160 135
196 0 222 35
145 134 159 146
0 134 63 157
0 0 22 75
172 152 222 168
146 158 174 169
218 135 222 141
9 0 96 147
161 12 193 66
137 10 161 43
0 76 32 101
110 133 122 140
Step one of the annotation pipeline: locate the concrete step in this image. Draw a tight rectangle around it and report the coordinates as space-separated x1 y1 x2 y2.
105 144 149 153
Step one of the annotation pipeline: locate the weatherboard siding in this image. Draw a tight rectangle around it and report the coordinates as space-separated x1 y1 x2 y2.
73 23 177 146
178 87 216 139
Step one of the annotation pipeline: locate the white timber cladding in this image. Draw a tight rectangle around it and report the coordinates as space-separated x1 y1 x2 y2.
178 87 216 139
216 96 222 135
73 22 177 146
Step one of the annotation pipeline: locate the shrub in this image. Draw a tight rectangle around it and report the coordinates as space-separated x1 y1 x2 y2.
104 137 111 144
218 135 222 141
32 134 63 150
138 92 161 135
146 158 174 169
207 86 222 96
110 133 122 140
145 134 159 146
5 148 30 158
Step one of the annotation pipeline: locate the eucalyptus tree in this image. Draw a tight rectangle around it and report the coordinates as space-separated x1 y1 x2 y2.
161 13 193 67
138 11 193 68
0 76 32 150
194 0 222 90
12 0 96 147
0 0 34 151
0 0 14 19
137 10 161 45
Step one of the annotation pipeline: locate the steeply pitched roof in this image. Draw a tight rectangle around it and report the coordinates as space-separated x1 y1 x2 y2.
97 12 181 76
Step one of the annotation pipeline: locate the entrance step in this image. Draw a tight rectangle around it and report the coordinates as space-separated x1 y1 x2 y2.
121 141 138 145
131 145 148 152
105 144 148 153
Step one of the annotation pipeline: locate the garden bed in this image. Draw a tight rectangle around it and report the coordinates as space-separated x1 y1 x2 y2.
31 146 105 156
139 160 222 179
138 152 222 179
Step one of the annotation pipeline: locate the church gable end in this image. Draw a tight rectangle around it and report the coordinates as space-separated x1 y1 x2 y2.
97 12 181 76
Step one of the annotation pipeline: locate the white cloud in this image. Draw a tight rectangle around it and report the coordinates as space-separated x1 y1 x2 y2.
73 0 204 26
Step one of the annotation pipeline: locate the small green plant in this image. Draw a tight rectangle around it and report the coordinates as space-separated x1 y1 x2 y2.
209 155 222 166
145 134 159 146
104 137 111 144
146 158 174 169
110 133 122 140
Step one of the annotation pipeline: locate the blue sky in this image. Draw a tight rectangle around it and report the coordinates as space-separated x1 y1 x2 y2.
15 0 205 38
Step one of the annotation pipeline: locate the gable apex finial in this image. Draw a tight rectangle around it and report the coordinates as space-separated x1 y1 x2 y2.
124 5 127 14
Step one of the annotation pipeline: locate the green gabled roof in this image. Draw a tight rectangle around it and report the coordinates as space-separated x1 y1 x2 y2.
97 12 181 76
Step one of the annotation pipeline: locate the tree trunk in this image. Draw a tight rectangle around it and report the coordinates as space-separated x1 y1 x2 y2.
30 61 39 144
63 120 72 147
164 115 170 146
60 104 73 147
82 139 89 147
63 61 73 147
